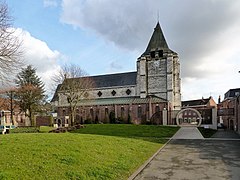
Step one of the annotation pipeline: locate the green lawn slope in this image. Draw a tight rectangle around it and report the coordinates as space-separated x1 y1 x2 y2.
0 124 179 179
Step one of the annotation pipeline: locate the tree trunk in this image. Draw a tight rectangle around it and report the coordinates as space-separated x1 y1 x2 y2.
29 106 33 126
69 106 74 126
10 91 14 125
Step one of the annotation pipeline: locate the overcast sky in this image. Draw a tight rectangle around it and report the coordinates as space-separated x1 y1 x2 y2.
6 0 240 101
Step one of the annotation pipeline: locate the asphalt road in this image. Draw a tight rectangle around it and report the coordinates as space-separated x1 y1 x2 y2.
133 139 240 180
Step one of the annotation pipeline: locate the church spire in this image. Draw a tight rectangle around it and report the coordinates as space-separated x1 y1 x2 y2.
144 22 169 54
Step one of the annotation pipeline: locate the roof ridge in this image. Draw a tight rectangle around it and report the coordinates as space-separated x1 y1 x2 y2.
182 97 211 102
87 71 137 78
67 71 137 80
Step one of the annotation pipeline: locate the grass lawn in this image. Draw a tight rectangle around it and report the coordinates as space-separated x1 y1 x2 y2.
0 124 179 180
72 124 179 143
39 126 56 133
198 127 217 138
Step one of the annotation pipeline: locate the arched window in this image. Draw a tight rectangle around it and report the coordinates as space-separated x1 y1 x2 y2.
90 108 94 120
137 106 142 118
121 106 125 117
155 105 160 113
105 107 108 115
63 109 66 116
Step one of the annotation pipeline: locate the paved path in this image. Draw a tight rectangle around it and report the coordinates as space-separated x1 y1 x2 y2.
133 139 240 180
130 129 240 180
172 126 204 139
211 130 240 139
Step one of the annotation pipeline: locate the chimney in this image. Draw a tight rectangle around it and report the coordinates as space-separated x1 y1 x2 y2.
218 95 221 104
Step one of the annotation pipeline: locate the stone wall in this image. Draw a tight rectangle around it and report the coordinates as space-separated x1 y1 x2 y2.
58 85 136 106
136 51 181 110
237 96 240 135
88 86 136 99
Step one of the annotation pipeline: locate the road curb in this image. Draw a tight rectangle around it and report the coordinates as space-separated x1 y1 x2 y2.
128 138 172 180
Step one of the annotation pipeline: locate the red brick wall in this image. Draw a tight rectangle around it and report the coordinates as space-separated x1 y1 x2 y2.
57 102 167 124
36 116 52 126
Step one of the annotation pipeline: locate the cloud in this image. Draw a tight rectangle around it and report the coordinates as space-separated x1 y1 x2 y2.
43 0 58 8
60 0 240 100
60 0 155 51
60 0 240 77
107 61 123 73
14 28 64 95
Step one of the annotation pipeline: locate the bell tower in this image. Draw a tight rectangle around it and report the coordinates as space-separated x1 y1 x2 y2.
136 22 181 110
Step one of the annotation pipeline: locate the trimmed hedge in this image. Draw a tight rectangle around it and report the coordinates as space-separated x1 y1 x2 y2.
10 126 40 133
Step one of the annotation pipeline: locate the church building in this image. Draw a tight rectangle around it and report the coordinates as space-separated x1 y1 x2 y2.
51 22 181 125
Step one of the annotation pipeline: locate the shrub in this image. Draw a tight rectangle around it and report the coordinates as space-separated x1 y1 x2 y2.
95 115 99 124
49 125 85 133
84 119 92 124
140 114 147 124
116 117 124 124
109 112 116 124
146 120 152 125
127 114 132 124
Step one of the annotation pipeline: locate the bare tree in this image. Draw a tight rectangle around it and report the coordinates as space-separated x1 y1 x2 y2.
52 64 95 126
0 1 23 82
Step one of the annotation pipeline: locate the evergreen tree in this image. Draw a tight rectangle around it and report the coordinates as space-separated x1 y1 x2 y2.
15 65 46 125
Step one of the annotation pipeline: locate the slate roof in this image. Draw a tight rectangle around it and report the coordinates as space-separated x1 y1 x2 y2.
146 22 168 51
224 88 240 99
50 72 137 102
85 71 137 88
142 22 177 56
50 84 61 102
182 97 211 107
